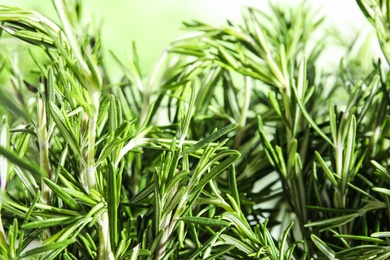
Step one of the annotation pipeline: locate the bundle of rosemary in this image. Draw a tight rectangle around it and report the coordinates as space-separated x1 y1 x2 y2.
0 0 389 259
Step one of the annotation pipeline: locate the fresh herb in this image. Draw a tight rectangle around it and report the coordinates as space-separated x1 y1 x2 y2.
0 0 390 259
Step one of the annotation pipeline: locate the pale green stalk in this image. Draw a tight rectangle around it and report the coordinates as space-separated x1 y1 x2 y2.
98 211 114 260
234 76 251 148
53 2 111 258
37 97 51 203
86 91 100 192
154 83 195 260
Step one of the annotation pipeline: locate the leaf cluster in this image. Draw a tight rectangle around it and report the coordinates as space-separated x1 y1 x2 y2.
0 0 390 259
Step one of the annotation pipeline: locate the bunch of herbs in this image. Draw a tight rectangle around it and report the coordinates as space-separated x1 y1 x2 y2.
0 0 390 259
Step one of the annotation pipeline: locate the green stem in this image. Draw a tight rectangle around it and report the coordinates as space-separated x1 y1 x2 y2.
87 91 115 259
85 91 100 192
98 211 114 260
86 115 97 192
37 98 51 204
155 188 184 260
234 76 251 149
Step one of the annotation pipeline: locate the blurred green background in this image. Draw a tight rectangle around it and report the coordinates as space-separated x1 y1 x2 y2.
1 0 372 80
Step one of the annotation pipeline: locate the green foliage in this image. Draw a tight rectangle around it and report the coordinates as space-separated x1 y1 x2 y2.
0 0 390 259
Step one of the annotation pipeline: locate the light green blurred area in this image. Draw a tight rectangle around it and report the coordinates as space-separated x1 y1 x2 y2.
1 0 262 80
1 0 372 80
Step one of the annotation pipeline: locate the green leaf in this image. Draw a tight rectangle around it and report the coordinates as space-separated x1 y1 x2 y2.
78 233 96 259
290 75 333 146
107 164 118 249
222 212 258 244
341 115 356 191
44 178 81 211
372 160 390 185
7 219 18 259
184 123 238 155
268 91 282 118
21 216 81 229
311 234 335 259
62 188 97 206
178 81 196 147
193 151 240 192
204 245 235 260
336 245 390 260
28 48 48 77
315 151 338 187
227 166 240 210
179 217 230 227
110 50 144 93
96 136 125 165
130 183 154 203
373 187 390 197
49 102 83 161
218 45 240 70
130 244 141 260
328 102 337 144
149 230 164 257
20 239 76 258
334 234 385 243
257 115 279 166
164 170 189 196
279 222 294 260
12 28 55 47
371 231 390 238
184 228 225 259
304 213 358 229
162 186 185 219
221 234 253 254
